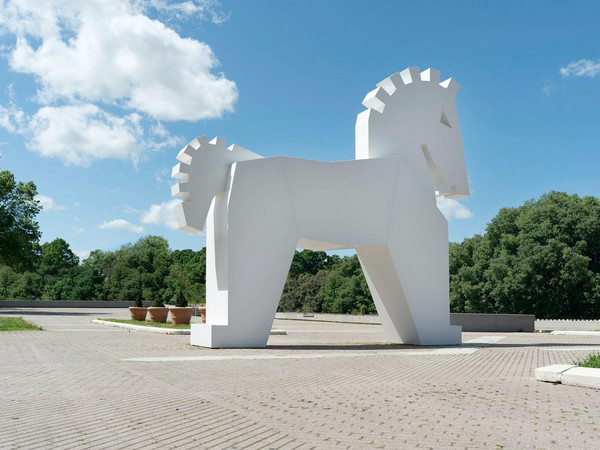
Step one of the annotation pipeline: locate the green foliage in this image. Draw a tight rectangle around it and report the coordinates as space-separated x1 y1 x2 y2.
0 167 42 271
278 251 374 315
575 352 600 368
289 250 339 278
319 256 375 315
0 316 41 331
279 270 328 312
450 191 600 319
40 238 79 275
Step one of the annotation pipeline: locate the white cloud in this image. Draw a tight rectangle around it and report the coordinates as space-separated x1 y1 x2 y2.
1 102 178 166
98 219 145 233
119 205 140 214
560 59 600 78
35 194 66 212
105 187 122 195
154 167 170 183
436 197 473 221
542 82 555 96
73 227 86 234
0 0 235 166
74 249 91 261
140 198 181 230
28 104 144 166
0 101 25 133
145 0 230 24
0 0 237 121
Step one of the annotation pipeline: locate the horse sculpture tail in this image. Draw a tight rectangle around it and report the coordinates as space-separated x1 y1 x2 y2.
171 136 263 233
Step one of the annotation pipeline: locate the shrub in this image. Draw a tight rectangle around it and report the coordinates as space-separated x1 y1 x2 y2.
151 298 165 307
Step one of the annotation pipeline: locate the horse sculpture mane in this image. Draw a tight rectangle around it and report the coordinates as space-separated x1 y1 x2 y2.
172 67 470 348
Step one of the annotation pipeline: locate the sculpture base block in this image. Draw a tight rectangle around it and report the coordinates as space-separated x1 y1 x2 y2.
190 324 269 348
411 325 462 346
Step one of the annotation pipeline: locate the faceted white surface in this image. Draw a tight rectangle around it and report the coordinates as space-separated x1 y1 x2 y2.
173 67 469 348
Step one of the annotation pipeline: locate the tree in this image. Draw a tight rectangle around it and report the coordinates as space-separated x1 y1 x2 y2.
279 270 329 312
450 191 600 319
0 167 41 270
319 255 375 315
40 238 79 276
289 249 339 278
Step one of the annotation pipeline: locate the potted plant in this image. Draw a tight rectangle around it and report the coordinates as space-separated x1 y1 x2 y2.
169 287 194 325
198 304 206 323
129 298 147 321
148 298 169 323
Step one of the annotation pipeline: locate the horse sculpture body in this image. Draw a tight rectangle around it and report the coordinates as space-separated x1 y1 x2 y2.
172 67 469 348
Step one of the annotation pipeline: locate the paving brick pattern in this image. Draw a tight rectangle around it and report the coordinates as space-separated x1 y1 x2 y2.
1 308 600 449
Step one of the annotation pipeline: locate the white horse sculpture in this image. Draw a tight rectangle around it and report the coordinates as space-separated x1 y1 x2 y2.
172 67 469 348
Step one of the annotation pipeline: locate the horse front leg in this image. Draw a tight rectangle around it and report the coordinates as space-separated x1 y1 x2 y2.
191 158 298 348
358 165 461 345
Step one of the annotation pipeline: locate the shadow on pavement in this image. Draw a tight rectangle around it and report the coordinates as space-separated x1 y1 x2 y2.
0 309 111 316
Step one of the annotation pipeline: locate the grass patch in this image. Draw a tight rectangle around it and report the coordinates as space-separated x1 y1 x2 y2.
0 317 42 332
100 318 190 329
575 352 600 369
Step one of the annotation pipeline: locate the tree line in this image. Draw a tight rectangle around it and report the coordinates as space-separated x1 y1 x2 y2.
2 164 600 318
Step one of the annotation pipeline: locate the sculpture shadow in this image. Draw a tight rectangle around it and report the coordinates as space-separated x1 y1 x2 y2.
266 344 434 351
266 341 600 352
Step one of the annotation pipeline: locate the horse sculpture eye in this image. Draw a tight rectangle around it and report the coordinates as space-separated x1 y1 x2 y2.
440 110 451 128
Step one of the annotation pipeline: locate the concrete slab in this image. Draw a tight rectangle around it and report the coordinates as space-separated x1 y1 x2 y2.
535 364 575 383
93 319 288 336
561 367 600 390
92 319 190 334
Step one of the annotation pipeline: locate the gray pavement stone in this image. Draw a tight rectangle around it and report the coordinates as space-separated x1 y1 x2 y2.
1 308 600 448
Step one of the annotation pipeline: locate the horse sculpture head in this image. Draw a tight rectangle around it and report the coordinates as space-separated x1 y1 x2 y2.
171 136 262 233
356 67 469 199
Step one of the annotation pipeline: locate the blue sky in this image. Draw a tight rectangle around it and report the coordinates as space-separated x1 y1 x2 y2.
0 0 599 260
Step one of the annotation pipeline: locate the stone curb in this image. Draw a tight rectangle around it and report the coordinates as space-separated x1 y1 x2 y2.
92 319 287 336
535 364 600 389
92 319 190 334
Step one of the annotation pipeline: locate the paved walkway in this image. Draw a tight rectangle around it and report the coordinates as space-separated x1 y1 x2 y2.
1 308 600 449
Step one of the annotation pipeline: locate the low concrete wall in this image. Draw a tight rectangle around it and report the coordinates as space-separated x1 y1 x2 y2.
536 320 600 332
275 312 535 332
450 313 535 332
0 300 154 308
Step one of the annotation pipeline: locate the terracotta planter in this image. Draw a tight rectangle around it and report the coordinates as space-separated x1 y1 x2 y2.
148 307 169 323
129 306 147 321
170 307 194 325
198 307 206 324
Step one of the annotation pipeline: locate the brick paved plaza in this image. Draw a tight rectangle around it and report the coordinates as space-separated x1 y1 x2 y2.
1 308 600 449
